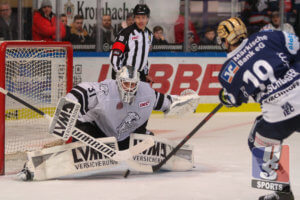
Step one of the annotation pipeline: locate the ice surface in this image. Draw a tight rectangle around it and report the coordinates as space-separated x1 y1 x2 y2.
0 112 299 200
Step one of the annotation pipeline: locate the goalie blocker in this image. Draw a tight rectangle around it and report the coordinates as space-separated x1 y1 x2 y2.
19 134 194 181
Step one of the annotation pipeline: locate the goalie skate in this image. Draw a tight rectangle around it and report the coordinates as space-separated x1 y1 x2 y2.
17 163 33 181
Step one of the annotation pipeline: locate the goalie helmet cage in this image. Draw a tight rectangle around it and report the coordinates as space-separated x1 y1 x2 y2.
0 41 73 175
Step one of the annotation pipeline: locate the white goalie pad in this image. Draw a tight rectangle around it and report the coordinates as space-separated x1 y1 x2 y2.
130 134 194 171
24 137 121 181
165 89 201 116
22 134 193 181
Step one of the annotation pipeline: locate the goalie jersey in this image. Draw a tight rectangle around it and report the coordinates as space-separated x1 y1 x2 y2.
218 30 300 123
65 79 172 141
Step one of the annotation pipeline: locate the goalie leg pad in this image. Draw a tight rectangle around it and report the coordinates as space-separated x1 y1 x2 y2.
22 137 121 181
130 134 194 171
20 134 192 180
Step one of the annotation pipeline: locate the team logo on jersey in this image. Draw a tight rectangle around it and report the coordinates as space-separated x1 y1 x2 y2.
116 112 140 139
99 84 109 95
132 36 139 40
281 102 294 117
139 100 150 108
221 61 239 83
251 145 290 192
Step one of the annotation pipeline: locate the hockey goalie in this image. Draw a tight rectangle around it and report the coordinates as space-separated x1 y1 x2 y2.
17 66 200 181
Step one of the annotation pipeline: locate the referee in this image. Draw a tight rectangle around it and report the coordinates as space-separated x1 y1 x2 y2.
109 4 153 82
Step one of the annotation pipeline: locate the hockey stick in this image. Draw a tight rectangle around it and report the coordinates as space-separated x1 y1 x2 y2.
0 87 154 173
152 103 223 172
0 87 51 120
124 103 223 177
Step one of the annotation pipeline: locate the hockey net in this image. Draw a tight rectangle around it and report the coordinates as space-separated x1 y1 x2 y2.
0 41 73 175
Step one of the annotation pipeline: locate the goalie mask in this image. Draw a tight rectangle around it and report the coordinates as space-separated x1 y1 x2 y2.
116 66 140 104
217 17 247 49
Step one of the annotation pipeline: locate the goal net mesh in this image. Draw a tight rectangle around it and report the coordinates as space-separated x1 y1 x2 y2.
4 46 70 174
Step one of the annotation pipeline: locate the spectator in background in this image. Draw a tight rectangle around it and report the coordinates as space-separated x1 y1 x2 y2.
92 14 116 45
117 13 134 33
152 25 168 45
241 0 276 35
200 26 217 45
261 11 295 33
68 15 91 44
279 0 297 28
174 1 199 44
0 2 18 40
277 0 298 34
60 14 71 41
32 0 65 41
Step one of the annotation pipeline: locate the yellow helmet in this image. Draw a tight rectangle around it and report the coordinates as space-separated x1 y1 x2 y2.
217 17 247 46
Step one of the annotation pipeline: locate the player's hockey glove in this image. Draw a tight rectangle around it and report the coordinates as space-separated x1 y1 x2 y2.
219 88 236 107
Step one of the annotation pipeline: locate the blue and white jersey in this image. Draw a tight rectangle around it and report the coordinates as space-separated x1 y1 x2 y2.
218 30 300 122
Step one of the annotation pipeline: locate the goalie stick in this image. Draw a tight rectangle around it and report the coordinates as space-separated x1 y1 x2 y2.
0 87 51 120
0 87 154 173
124 103 223 177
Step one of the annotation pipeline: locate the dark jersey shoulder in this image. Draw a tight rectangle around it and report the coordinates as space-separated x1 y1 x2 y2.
115 24 137 43
118 24 138 37
249 30 284 46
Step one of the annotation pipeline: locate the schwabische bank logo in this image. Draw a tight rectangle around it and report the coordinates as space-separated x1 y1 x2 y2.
251 145 290 192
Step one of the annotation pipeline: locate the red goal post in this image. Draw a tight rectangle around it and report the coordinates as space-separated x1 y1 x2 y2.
0 41 73 175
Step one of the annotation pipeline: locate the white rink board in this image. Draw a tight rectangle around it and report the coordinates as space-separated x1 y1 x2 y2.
0 112 299 200
73 56 226 103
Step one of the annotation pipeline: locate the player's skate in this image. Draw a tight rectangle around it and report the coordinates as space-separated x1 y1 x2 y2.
17 163 33 181
258 186 294 200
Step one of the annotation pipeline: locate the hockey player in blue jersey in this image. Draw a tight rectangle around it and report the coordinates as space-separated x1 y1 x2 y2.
217 17 299 200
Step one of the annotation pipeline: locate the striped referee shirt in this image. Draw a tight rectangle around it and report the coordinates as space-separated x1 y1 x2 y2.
109 23 153 75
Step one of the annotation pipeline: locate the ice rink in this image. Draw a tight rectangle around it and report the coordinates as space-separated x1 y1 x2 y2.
0 112 299 200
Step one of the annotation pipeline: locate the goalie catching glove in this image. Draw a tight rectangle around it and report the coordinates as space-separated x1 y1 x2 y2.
165 89 201 116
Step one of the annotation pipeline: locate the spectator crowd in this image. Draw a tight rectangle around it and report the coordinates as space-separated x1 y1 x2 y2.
0 0 299 50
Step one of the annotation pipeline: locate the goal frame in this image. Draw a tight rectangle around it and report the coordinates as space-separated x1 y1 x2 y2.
0 41 73 175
